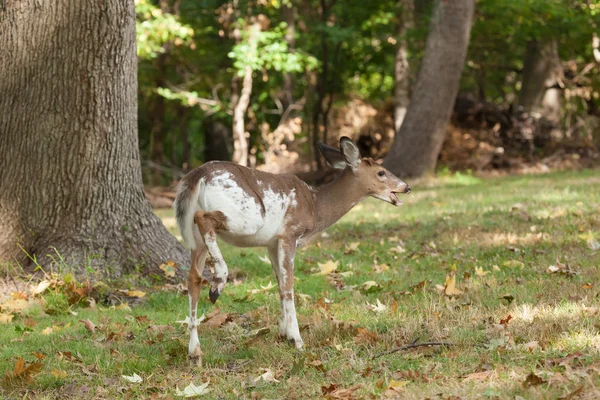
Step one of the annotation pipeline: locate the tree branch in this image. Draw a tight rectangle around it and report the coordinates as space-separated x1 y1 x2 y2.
372 341 453 359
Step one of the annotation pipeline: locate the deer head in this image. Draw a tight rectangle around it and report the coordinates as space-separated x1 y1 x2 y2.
317 137 411 206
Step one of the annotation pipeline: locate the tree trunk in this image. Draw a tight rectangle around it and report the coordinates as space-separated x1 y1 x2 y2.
150 53 167 185
518 39 562 124
384 0 474 178
232 23 260 167
282 2 296 112
0 0 189 274
394 0 414 134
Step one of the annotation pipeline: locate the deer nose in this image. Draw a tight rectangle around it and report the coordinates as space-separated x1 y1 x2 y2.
405 185 411 194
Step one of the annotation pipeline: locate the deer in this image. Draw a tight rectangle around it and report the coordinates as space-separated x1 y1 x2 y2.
174 136 411 365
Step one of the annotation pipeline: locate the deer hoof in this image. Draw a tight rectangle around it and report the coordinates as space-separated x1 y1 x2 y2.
209 288 220 304
189 346 202 367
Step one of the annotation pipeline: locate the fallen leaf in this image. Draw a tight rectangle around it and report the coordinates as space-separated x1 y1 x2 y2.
499 314 513 326
444 265 463 296
360 281 381 292
32 280 51 295
384 379 409 397
126 290 146 298
51 369 67 378
0 313 14 324
80 319 96 333
203 310 231 328
3 357 43 385
159 261 178 278
122 373 142 383
247 281 276 294
254 369 279 383
547 260 578 277
366 299 387 313
475 266 490 277
315 260 339 276
344 242 360 254
373 263 390 274
582 283 593 289
32 352 46 360
463 370 493 382
175 381 210 397
522 372 545 388
2 298 31 313
389 245 406 254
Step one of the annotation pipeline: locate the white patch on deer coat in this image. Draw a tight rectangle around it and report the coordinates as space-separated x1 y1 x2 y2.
211 179 298 247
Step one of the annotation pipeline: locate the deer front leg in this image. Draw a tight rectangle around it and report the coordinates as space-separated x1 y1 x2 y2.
272 238 303 349
194 211 229 304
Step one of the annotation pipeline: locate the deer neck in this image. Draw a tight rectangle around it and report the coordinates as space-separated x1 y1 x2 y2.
313 168 367 233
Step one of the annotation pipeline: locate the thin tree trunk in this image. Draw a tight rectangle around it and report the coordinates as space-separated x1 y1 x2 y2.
150 53 167 185
394 0 414 134
282 2 296 113
232 23 260 167
384 0 474 178
0 0 188 274
518 39 562 124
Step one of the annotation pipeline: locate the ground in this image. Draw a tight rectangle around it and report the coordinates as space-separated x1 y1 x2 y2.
1 169 600 399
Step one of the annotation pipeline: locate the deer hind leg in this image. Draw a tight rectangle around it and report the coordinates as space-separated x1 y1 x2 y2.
267 244 287 338
272 238 303 349
187 243 207 365
193 210 229 304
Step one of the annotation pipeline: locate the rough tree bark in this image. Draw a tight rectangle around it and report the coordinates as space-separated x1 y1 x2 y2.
232 23 260 167
518 39 562 124
0 0 189 274
394 0 414 134
384 0 474 178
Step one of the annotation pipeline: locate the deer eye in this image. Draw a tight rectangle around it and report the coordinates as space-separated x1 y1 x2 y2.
377 171 385 177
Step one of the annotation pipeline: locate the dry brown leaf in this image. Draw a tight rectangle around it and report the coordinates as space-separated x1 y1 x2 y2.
462 370 493 382
3 357 43 385
326 384 363 399
522 372 545 388
499 314 513 326
32 352 46 360
80 319 96 333
203 310 231 328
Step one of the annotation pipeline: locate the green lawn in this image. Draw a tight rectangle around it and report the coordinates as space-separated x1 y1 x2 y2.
2 169 600 399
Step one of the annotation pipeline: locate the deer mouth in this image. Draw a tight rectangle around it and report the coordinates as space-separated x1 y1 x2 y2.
390 192 403 206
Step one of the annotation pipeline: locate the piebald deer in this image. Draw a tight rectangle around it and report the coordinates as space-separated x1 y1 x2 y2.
174 137 410 364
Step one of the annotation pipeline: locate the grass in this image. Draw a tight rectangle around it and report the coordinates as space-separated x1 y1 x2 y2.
2 169 600 399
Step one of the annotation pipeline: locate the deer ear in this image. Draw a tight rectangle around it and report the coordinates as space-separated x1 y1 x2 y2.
317 142 346 169
339 136 361 170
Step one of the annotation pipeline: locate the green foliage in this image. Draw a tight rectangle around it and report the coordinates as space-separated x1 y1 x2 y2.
229 22 319 75
135 0 194 59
